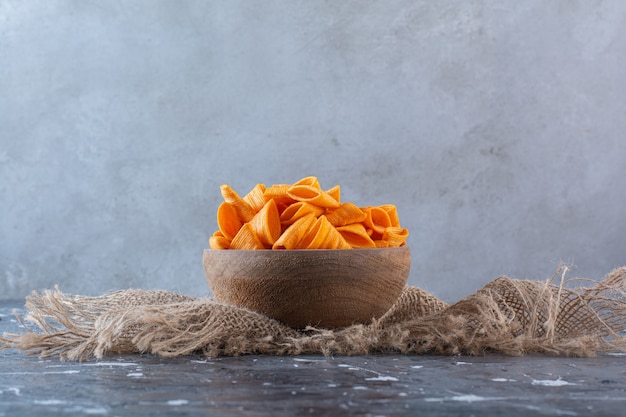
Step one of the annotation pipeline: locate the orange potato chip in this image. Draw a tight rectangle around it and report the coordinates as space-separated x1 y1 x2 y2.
325 184 340 203
374 239 391 248
279 202 325 227
212 177 408 249
286 185 341 209
325 202 367 227
220 184 255 222
272 213 317 250
336 223 376 248
209 234 231 249
249 199 281 247
243 183 267 212
263 184 296 211
292 176 321 189
298 216 350 249
362 206 393 236
382 226 409 247
230 223 265 250
380 204 400 227
216 202 242 240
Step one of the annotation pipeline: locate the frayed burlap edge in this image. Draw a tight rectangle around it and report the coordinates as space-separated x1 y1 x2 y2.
1 267 625 361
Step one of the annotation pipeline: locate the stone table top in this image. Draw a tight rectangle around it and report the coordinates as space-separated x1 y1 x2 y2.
1 300 625 416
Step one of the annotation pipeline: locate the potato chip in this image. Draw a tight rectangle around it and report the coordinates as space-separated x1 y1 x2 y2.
210 176 408 250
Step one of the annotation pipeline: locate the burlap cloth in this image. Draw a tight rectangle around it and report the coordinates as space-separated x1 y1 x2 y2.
2 266 626 361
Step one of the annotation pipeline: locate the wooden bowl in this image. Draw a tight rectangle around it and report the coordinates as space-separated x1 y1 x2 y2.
202 247 411 329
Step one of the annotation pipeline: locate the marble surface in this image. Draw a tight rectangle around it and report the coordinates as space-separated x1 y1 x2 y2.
1 301 626 416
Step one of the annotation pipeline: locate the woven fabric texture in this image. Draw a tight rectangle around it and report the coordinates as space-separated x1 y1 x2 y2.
2 267 625 360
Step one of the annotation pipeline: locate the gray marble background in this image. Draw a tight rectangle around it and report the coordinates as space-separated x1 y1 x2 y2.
2 1 625 301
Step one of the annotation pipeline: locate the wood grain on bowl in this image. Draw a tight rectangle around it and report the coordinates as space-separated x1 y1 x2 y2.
203 247 411 329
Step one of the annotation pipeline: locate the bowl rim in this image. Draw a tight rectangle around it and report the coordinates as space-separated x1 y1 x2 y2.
203 246 410 254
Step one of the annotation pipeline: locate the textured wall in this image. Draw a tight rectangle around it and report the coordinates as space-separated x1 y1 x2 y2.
2 1 625 302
